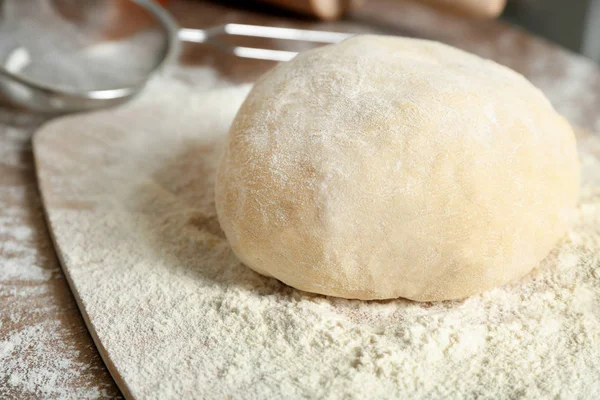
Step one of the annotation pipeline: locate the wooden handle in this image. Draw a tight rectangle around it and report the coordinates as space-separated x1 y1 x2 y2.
411 0 507 19
257 0 505 20
256 0 363 20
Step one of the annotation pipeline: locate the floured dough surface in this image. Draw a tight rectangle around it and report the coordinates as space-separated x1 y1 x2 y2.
216 35 580 301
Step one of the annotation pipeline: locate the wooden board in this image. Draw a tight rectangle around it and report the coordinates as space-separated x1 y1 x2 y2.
33 66 600 397
32 76 249 398
0 111 121 398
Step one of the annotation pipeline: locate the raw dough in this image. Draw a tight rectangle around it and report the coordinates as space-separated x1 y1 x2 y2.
215 35 580 301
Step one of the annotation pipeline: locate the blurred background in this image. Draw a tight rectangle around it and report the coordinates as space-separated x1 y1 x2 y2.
504 0 600 62
0 0 598 115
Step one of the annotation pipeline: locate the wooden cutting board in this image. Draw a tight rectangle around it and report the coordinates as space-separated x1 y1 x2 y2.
32 75 252 399
33 71 600 398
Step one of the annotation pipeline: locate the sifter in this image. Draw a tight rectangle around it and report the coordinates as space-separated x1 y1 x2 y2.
0 0 353 113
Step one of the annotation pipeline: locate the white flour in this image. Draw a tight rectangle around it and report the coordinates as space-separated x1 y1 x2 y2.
0 113 120 398
34 73 600 399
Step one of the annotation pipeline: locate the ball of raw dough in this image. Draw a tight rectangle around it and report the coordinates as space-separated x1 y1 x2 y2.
215 35 579 301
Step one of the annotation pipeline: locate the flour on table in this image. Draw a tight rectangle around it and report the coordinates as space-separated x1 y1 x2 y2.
34 73 600 399
0 113 119 398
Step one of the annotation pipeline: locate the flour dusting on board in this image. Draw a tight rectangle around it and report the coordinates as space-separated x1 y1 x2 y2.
33 75 600 399
0 114 119 398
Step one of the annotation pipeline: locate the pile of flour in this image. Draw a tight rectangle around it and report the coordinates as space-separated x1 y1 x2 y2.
34 72 600 399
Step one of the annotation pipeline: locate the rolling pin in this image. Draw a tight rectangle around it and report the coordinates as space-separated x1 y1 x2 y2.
415 0 507 19
256 0 363 21
256 0 507 20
